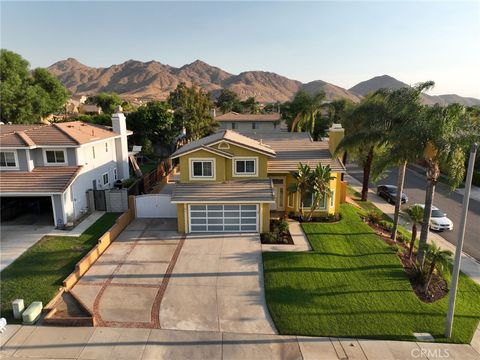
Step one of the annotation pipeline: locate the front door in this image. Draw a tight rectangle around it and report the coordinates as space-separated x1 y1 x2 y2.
272 178 285 211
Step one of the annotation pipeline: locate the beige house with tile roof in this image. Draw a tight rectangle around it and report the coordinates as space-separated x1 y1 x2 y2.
170 126 346 234
0 112 132 227
215 112 285 132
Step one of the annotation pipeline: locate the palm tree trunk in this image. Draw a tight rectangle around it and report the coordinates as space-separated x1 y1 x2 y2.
418 178 437 264
425 260 436 294
391 161 407 241
361 146 374 201
408 224 417 259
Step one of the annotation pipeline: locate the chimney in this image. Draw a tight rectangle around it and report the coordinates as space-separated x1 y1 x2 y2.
111 108 130 180
328 123 344 157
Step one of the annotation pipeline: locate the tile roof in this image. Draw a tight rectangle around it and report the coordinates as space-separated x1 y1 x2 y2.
240 132 346 173
0 121 126 148
171 130 276 159
215 112 281 122
0 166 82 194
171 179 274 203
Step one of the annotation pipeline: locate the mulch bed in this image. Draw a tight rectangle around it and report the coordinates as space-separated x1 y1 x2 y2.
366 220 449 303
260 220 294 245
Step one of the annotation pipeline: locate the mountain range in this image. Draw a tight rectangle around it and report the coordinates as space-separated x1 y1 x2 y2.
48 58 480 106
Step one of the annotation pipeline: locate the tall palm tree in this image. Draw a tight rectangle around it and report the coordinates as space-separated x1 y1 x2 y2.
405 204 424 259
371 81 434 242
424 242 453 293
417 104 473 263
288 163 312 221
306 164 335 220
291 91 326 134
335 92 389 201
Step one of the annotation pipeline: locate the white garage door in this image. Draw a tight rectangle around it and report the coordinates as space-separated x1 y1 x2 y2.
136 194 177 218
188 204 258 232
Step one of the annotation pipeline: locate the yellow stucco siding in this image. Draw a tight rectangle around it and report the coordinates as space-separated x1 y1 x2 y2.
219 143 269 180
261 203 270 233
177 204 187 233
179 149 226 183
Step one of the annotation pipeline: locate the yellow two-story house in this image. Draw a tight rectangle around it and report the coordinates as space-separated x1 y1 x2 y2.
170 125 346 234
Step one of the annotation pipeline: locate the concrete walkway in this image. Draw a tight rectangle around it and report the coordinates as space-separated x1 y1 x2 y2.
262 220 312 252
2 325 479 360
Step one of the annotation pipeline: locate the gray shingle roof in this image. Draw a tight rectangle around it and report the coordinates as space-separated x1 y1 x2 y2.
171 179 274 203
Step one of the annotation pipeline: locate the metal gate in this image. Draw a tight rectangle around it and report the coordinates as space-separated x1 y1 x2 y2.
93 190 107 211
135 194 177 218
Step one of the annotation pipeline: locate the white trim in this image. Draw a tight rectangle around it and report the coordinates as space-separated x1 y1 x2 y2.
271 176 286 211
43 148 68 166
25 149 34 171
171 146 233 160
1 192 63 196
0 149 19 170
218 141 230 150
51 195 58 227
298 191 327 210
208 139 276 158
172 200 274 204
187 204 259 233
189 158 216 180
288 191 294 208
232 157 258 177
102 172 109 186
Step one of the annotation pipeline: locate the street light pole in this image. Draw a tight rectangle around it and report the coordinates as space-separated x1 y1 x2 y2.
445 142 478 338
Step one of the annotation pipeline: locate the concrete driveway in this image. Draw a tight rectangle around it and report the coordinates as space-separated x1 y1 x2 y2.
160 233 276 334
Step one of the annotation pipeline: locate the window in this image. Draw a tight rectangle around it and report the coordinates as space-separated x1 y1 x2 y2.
330 190 335 208
252 122 257 130
218 142 230 150
0 151 17 168
45 149 66 164
114 168 118 181
102 172 109 185
105 142 108 152
234 158 256 176
301 191 327 209
92 146 96 159
191 160 214 178
288 192 294 208
231 122 236 130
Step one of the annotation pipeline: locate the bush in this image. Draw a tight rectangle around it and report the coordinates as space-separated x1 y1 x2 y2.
366 211 382 224
379 220 393 231
473 170 480 187
278 220 289 234
263 232 277 244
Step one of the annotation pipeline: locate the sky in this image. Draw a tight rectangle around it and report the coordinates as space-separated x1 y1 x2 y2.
1 1 479 98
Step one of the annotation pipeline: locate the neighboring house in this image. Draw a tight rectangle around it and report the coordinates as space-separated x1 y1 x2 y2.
65 96 88 115
170 125 346 234
80 104 103 115
215 112 285 132
0 111 131 227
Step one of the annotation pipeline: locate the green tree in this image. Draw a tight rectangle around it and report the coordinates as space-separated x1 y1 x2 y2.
240 96 261 114
88 92 123 114
424 242 453 293
216 89 241 114
405 204 424 259
288 163 313 221
417 104 474 263
126 101 176 154
168 83 217 140
306 164 335 221
0 49 69 123
291 91 326 135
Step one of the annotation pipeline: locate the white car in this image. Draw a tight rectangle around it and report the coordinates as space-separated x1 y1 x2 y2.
417 204 454 231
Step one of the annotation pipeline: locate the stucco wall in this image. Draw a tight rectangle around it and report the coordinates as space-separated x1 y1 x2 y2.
219 121 278 132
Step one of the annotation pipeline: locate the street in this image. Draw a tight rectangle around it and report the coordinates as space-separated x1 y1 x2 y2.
347 164 480 261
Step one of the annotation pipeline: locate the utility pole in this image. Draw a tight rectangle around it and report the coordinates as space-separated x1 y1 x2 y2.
445 142 478 338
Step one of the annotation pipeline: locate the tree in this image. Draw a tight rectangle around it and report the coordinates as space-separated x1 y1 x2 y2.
416 104 474 263
306 164 335 220
424 242 453 293
0 49 69 123
240 96 261 114
287 163 313 221
126 101 176 155
371 82 434 242
88 92 123 114
291 91 326 134
405 205 424 259
216 89 241 114
168 83 217 140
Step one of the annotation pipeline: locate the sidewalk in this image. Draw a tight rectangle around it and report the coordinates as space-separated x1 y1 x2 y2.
1 324 479 360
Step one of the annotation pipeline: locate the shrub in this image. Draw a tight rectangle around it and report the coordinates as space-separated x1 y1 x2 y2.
412 260 430 286
366 211 382 224
379 220 393 232
263 232 277 243
278 220 289 234
473 170 480 187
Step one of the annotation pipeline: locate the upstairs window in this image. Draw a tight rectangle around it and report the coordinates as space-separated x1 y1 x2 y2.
105 142 109 152
231 122 236 130
0 151 17 168
191 160 214 179
252 122 257 130
44 149 66 165
234 158 256 176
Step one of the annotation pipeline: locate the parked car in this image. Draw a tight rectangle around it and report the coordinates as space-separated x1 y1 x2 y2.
416 204 454 231
376 185 408 204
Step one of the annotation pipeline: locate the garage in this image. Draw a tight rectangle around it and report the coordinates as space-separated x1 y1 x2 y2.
0 196 54 226
189 204 258 232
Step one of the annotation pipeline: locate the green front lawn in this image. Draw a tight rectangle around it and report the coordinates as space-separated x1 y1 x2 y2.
0 213 119 322
263 204 480 343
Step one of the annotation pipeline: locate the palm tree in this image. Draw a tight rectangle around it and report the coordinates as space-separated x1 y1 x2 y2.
306 164 335 220
291 91 326 134
417 104 473 263
371 81 434 242
405 205 424 259
424 242 453 293
288 163 312 221
335 92 389 201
